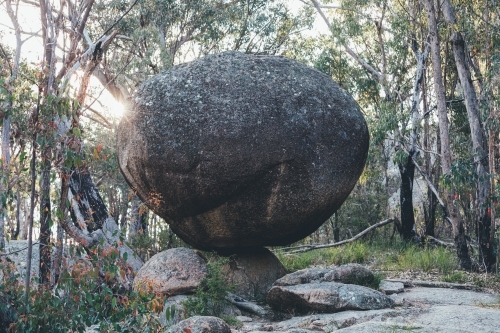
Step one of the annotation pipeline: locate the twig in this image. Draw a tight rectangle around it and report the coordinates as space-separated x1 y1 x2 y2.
410 155 452 225
424 236 454 247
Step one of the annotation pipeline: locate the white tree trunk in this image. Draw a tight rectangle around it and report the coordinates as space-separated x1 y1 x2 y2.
420 0 473 270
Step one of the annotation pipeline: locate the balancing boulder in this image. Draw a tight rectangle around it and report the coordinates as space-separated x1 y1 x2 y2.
117 51 368 252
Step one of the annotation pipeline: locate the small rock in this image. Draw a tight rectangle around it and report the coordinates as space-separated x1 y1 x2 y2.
379 280 405 295
273 264 375 287
267 282 395 315
164 316 231 333
161 295 189 327
134 248 207 296
236 315 253 322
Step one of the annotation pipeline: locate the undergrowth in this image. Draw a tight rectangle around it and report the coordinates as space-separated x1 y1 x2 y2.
183 256 240 327
277 242 370 272
0 244 164 333
278 239 458 275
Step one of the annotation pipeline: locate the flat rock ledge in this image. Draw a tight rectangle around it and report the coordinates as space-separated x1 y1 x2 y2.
379 280 405 295
273 264 374 287
266 282 395 315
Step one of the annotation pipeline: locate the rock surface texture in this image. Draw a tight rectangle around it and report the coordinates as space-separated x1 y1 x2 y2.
379 280 405 295
133 248 207 296
118 51 369 251
273 264 375 287
221 248 286 300
266 282 395 315
164 316 231 333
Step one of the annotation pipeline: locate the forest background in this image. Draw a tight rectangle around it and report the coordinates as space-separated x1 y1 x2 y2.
0 0 499 313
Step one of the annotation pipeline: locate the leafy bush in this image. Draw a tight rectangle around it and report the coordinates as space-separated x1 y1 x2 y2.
0 244 164 333
183 257 233 319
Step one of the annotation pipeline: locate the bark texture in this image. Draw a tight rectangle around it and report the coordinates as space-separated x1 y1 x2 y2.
450 32 494 271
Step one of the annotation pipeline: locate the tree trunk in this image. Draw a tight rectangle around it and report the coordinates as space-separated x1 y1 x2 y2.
128 196 143 238
39 155 52 286
119 189 129 229
50 221 64 287
450 32 494 271
399 156 417 241
399 37 430 242
0 115 8 249
61 166 143 289
0 0 18 250
12 184 21 240
420 0 473 270
422 71 439 237
0 163 7 247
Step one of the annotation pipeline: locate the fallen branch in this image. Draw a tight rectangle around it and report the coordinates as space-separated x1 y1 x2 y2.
278 218 396 254
411 156 453 225
226 292 267 317
0 242 40 257
424 236 454 248
383 279 486 292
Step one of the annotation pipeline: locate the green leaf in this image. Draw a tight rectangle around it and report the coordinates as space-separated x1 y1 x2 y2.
73 127 81 138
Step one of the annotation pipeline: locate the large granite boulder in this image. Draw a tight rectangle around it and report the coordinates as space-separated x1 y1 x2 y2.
266 282 395 315
118 51 369 251
133 248 207 296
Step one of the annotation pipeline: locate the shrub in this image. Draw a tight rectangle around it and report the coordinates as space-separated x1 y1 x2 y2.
0 244 164 333
183 257 234 320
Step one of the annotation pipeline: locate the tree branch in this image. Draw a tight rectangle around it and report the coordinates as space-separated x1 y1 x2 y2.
279 218 396 254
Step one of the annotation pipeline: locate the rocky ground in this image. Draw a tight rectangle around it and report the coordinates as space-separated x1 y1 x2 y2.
3 241 500 332
231 286 500 332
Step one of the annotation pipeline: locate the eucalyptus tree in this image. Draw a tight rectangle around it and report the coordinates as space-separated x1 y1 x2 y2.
0 0 24 252
419 0 499 271
86 0 313 103
441 0 497 271
307 0 438 242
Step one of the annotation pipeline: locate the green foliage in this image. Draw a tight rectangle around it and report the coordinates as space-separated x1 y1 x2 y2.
277 242 370 272
377 242 457 275
183 257 233 319
129 233 155 261
0 245 164 333
443 271 468 284
278 239 458 276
